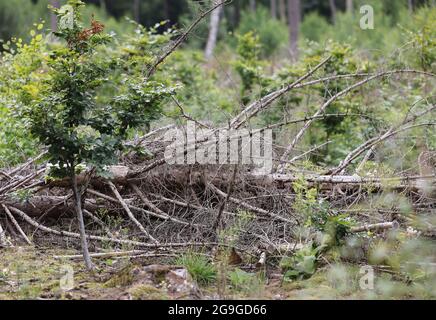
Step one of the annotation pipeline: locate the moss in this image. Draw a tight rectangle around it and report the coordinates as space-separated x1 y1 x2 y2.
104 266 135 288
128 284 168 300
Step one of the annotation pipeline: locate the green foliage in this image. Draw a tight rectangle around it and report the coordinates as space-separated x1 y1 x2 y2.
402 7 436 71
0 0 132 43
284 176 357 281
10 1 175 177
233 32 269 104
281 244 320 280
301 12 330 43
175 252 217 286
293 176 355 241
218 210 255 246
235 6 288 57
0 0 43 42
164 49 235 123
228 268 263 293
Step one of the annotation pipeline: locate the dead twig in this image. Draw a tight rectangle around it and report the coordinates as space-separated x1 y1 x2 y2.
207 183 294 224
1 204 32 245
147 0 230 78
350 221 399 233
108 181 159 244
214 165 238 231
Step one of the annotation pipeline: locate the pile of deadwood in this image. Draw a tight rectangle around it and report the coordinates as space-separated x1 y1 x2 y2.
0 58 435 265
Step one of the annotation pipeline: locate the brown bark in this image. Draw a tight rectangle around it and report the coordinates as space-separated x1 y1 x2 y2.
287 0 300 61
408 0 414 14
271 0 278 19
279 0 287 23
205 2 223 60
329 0 337 24
50 0 60 32
71 172 93 270
346 0 353 15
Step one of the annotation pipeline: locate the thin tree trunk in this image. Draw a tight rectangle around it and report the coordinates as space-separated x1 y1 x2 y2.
233 0 241 27
279 0 287 23
133 0 140 23
99 0 106 11
287 0 300 61
346 0 353 15
0 220 7 247
329 0 337 24
271 0 277 19
249 0 256 12
408 0 414 14
163 0 170 20
50 0 60 32
71 171 93 270
205 2 222 60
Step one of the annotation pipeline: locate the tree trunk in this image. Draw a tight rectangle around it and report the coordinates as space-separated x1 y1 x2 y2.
205 2 222 60
133 0 140 23
249 0 256 12
233 0 241 27
346 0 353 15
99 0 106 11
329 0 337 24
50 0 60 32
408 0 414 14
287 0 300 61
71 172 93 270
279 0 287 23
163 0 170 21
271 0 277 19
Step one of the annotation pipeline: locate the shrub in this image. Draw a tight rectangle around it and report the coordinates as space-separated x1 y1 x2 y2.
175 252 217 286
235 6 288 57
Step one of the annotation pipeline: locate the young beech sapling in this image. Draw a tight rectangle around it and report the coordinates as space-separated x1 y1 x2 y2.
18 0 175 269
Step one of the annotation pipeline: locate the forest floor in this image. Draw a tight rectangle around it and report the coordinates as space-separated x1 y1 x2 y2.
1 246 433 300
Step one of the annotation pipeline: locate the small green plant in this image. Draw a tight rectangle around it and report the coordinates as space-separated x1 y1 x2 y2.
12 0 175 269
285 175 356 280
11 189 35 202
175 252 216 286
235 7 288 57
228 268 263 295
218 210 254 246
281 244 321 281
233 32 268 104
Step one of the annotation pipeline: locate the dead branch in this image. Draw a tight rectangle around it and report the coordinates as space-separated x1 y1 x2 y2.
207 183 294 224
147 0 230 78
0 168 45 194
54 251 177 260
230 56 332 129
278 70 436 172
214 165 238 231
330 121 436 175
87 188 193 226
83 209 117 239
129 183 191 226
2 204 32 245
108 181 158 244
350 221 399 233
0 151 46 182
